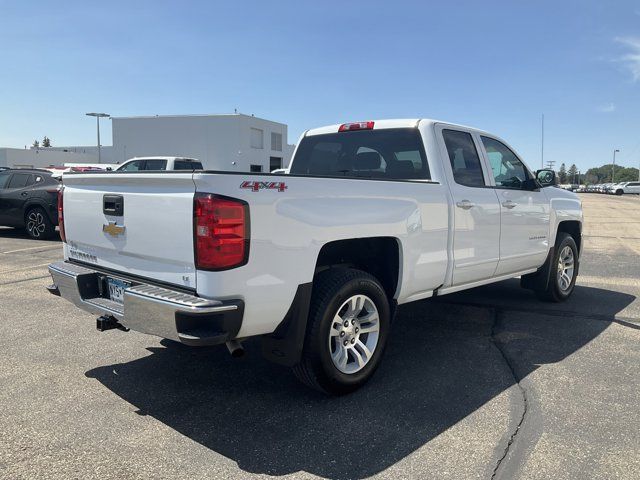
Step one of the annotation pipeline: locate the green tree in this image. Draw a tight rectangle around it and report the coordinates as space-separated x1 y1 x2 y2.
32 139 39 148
584 164 639 183
558 163 567 183
567 164 578 183
42 136 51 147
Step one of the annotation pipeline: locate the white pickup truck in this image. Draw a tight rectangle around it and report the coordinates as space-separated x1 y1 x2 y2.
48 119 582 394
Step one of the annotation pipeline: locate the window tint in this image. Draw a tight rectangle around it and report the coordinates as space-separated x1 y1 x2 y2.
24 174 37 186
143 159 167 170
290 128 430 180
0 173 10 189
481 136 531 189
250 164 263 173
119 160 144 172
7 173 31 189
442 129 485 187
174 160 202 170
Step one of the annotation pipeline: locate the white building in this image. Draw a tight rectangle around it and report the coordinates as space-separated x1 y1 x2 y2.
111 113 295 172
1 113 294 172
0 147 98 169
40 145 116 164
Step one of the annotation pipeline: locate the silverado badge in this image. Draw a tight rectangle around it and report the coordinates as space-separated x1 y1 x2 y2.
103 222 126 237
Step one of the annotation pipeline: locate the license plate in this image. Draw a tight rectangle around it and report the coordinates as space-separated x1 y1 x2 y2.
107 278 130 305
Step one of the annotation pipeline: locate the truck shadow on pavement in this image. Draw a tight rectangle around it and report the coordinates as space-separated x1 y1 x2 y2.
85 281 635 479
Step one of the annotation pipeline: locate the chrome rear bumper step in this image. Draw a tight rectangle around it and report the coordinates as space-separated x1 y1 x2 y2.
47 261 243 346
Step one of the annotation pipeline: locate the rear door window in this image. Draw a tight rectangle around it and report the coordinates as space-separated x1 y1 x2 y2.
290 128 430 180
442 129 485 187
7 173 31 189
174 160 202 170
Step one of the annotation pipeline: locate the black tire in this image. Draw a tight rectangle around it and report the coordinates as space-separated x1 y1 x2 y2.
616 189 623 196
25 207 55 240
293 268 391 395
535 233 579 302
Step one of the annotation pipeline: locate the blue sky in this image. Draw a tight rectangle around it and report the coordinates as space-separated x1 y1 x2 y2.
1 0 639 171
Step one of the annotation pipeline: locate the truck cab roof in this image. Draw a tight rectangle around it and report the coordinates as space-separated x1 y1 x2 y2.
304 118 488 137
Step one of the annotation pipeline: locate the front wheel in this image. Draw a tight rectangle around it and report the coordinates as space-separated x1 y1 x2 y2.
616 189 624 196
293 268 391 395
535 233 579 302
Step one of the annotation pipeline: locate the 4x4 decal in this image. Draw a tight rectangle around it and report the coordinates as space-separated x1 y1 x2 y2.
240 181 288 192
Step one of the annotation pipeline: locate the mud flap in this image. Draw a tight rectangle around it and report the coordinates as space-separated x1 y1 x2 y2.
521 246 555 291
261 283 312 367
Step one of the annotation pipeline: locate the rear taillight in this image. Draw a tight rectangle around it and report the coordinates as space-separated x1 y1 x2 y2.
57 187 66 242
194 194 249 270
338 121 374 132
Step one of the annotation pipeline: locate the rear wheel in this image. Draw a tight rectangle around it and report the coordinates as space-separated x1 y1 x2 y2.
293 268 390 395
25 207 55 240
535 233 578 302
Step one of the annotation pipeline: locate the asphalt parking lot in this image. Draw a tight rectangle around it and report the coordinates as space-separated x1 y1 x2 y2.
1 194 638 480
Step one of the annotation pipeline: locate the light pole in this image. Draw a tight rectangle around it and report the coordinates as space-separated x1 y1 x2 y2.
541 114 545 169
86 113 110 163
612 149 620 183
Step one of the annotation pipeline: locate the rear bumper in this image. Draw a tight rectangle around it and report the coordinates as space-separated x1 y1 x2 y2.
47 261 243 346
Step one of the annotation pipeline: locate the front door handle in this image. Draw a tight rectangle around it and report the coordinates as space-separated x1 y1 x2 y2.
502 200 517 209
21 192 28 197
456 200 475 210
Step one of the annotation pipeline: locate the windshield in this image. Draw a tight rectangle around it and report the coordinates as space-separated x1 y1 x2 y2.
290 128 430 180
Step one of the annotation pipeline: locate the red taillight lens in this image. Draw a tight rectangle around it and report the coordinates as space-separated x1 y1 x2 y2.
338 121 374 132
194 194 248 270
57 187 66 242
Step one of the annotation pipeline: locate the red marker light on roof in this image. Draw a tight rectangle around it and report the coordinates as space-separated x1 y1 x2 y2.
338 121 375 132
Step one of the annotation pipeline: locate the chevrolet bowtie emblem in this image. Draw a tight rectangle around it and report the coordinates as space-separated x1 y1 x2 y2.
103 222 125 237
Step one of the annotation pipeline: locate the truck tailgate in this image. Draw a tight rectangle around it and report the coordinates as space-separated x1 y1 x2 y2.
62 173 197 289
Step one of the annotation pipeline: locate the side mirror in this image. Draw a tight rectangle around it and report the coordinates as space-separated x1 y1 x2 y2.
535 169 557 187
106 167 112 171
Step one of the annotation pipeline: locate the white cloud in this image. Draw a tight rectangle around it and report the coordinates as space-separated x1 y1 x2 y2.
597 102 616 113
615 37 640 82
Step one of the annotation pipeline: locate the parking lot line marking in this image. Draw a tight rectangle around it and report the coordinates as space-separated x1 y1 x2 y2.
578 275 639 287
1 245 60 254
0 263 52 274
0 274 50 286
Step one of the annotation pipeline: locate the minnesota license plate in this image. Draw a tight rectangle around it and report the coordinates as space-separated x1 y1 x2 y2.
107 278 130 305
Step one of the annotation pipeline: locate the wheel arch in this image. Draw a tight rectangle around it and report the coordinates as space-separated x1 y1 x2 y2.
557 220 582 254
23 199 55 224
314 236 401 301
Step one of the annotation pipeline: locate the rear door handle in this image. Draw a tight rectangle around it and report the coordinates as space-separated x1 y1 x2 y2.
21 192 28 197
502 200 517 209
456 200 475 210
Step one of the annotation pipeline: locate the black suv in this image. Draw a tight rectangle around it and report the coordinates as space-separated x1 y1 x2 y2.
0 169 60 239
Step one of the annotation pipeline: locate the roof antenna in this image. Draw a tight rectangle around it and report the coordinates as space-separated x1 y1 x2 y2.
234 108 238 114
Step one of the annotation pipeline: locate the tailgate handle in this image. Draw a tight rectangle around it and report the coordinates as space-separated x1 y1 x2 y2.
103 195 124 216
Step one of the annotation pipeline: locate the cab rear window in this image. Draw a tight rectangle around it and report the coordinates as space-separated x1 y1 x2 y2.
290 128 430 180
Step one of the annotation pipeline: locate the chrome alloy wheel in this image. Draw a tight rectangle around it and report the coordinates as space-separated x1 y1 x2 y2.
329 294 380 374
27 211 46 238
557 245 575 292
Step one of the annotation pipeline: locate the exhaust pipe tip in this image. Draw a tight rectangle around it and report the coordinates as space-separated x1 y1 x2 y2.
226 340 245 358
